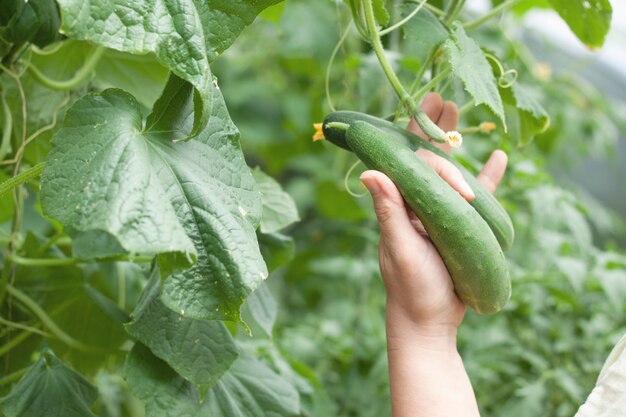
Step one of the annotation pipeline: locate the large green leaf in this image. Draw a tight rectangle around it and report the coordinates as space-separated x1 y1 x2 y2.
125 343 300 417
445 23 505 128
0 349 98 417
547 0 612 50
42 75 267 322
252 167 299 234
56 0 283 133
125 269 239 395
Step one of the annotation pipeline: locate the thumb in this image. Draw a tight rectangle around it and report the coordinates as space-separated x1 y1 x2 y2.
360 170 416 244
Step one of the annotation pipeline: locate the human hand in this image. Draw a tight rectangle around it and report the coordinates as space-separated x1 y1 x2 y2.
360 93 508 343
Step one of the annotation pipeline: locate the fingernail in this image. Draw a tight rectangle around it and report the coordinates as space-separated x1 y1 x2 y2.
464 184 475 201
361 176 380 195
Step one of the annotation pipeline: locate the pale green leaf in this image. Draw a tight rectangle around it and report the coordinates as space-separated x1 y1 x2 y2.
445 23 505 128
503 83 550 147
547 0 612 50
56 0 283 133
253 167 300 233
373 0 390 26
401 5 448 50
125 343 300 417
1 349 98 417
244 282 278 338
42 75 267 322
125 269 239 395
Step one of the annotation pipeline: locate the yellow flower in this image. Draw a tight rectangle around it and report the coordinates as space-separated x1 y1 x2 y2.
445 131 463 148
312 123 325 142
479 122 497 133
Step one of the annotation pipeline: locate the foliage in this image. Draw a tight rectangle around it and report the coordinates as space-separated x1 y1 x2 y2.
0 0 624 417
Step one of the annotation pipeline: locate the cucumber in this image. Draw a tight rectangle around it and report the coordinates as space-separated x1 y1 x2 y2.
345 121 511 314
322 111 514 251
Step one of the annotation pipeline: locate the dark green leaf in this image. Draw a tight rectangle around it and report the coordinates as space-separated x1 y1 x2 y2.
42 76 267 322
125 344 300 417
258 232 296 272
546 0 612 50
445 23 505 127
56 0 283 133
0 0 62 48
502 83 550 146
1 349 98 417
125 269 239 395
253 167 300 233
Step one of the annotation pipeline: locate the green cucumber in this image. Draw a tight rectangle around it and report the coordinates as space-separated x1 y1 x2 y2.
322 111 514 251
346 121 511 314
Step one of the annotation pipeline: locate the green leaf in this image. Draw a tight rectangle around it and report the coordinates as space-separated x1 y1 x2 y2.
125 269 239 395
546 0 612 50
42 75 267 323
258 232 296 272
373 0 391 26
401 5 449 50
93 49 169 108
56 0 283 134
244 282 278 338
501 83 550 146
253 167 300 233
445 23 505 128
1 349 98 417
0 0 62 48
125 343 300 417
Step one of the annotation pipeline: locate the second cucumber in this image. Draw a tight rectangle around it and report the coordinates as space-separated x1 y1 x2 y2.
345 121 511 314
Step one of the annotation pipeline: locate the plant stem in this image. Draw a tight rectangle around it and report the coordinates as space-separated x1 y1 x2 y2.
379 0 427 36
464 0 521 30
0 330 32 356
413 67 451 101
0 162 45 198
0 316 52 337
5 284 93 351
0 367 28 386
458 99 476 115
0 91 12 162
27 46 105 91
362 0 415 114
326 22 353 112
7 254 154 267
423 2 446 17
408 47 438 96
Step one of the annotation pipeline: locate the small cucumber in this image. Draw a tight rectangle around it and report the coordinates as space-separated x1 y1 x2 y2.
345 121 511 314
322 111 514 251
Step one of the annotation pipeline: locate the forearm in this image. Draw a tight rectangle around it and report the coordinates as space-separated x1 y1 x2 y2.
386 305 480 417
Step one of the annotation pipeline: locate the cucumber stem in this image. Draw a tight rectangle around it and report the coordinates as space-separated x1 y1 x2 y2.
361 0 447 143
0 162 46 198
464 0 521 30
27 46 105 91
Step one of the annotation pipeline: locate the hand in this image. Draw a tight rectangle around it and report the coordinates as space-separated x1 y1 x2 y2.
360 93 508 340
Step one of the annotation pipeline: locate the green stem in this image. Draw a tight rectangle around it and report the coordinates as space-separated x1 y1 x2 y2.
408 47 438 96
379 0 427 36
458 99 476 115
0 367 28 385
362 0 415 112
0 162 45 198
0 91 12 162
326 22 353 112
423 2 446 17
0 316 52 337
448 0 466 23
5 284 92 351
362 0 447 143
464 0 521 30
7 255 78 267
0 330 32 356
27 46 105 91
413 67 451 101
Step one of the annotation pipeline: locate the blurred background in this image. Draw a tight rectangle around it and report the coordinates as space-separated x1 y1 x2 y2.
212 1 626 416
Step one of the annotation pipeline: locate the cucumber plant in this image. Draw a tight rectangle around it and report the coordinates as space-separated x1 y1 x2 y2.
0 1 618 416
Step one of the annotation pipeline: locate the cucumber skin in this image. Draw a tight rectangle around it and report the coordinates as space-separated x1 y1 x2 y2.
322 111 514 251
346 121 511 314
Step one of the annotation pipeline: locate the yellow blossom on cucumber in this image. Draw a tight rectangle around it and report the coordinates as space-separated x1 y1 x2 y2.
479 122 497 133
445 131 462 148
312 123 325 141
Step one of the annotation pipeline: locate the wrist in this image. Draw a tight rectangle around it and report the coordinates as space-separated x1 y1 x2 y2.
386 301 460 354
